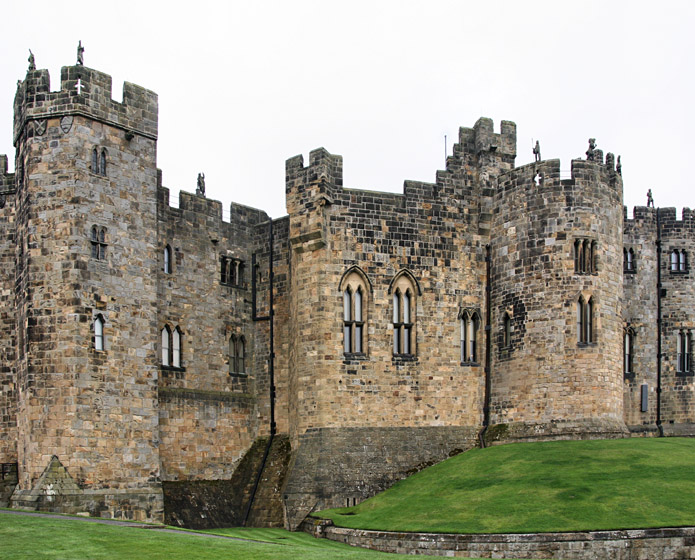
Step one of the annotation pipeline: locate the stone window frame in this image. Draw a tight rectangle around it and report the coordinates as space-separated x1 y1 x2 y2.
339 266 372 360
93 314 105 352
670 249 688 273
388 270 420 361
576 294 596 345
229 333 247 376
573 238 597 275
90 225 107 260
221 256 245 288
91 147 107 176
164 244 173 274
624 326 636 379
623 247 636 273
676 329 693 375
161 323 185 371
502 311 513 349
459 308 481 365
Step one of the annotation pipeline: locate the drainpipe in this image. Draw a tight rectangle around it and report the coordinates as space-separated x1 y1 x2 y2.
656 209 664 437
243 219 276 526
479 244 492 448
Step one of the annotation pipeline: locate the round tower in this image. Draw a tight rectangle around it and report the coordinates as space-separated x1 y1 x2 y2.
488 156 628 441
10 62 163 520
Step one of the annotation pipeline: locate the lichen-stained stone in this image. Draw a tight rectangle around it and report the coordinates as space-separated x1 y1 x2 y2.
0 60 692 530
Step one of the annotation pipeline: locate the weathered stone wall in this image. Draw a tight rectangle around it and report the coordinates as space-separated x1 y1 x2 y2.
657 207 695 428
283 426 478 530
156 187 268 481
489 158 626 437
0 156 16 464
282 120 515 527
10 66 163 521
623 207 659 431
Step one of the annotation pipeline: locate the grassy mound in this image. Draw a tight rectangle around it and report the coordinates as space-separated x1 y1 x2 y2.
316 437 695 534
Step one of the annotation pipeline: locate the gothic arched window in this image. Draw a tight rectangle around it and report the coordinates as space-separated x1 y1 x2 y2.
172 327 182 368
340 268 369 356
99 149 107 176
677 330 692 373
161 326 171 366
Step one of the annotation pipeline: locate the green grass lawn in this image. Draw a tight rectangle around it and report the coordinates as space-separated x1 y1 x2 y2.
316 437 695 534
0 514 407 559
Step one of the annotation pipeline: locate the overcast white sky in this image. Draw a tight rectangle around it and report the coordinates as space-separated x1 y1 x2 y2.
0 1 693 219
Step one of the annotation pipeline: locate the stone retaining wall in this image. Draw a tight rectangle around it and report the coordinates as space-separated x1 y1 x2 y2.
302 519 695 559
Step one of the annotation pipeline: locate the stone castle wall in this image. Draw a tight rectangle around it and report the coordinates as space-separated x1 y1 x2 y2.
0 156 16 464
623 207 659 430
9 66 163 521
656 208 695 429
4 58 695 529
489 158 627 438
155 187 265 481
281 121 515 527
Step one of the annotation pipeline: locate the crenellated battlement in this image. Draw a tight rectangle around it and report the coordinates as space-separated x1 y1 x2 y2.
13 65 158 145
459 117 517 160
495 155 622 206
624 207 695 234
0 155 14 193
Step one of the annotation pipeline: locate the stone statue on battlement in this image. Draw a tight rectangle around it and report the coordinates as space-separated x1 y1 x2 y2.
586 138 597 161
616 155 622 175
647 189 654 208
196 173 206 197
533 140 541 162
77 41 84 66
28 50 35 72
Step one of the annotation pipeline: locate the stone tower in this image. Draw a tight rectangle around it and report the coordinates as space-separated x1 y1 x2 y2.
488 156 627 440
9 64 163 520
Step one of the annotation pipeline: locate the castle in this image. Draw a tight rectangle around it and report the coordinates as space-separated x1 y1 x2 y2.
0 59 693 530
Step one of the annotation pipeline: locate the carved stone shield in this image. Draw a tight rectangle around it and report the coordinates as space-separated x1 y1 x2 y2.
34 119 47 136
60 115 73 134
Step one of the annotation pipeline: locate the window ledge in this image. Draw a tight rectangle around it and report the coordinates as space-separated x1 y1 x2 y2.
676 371 694 378
161 365 186 372
392 354 417 363
623 269 636 274
577 342 598 348
229 372 248 378
670 270 689 275
460 361 481 367
624 372 636 381
343 352 367 363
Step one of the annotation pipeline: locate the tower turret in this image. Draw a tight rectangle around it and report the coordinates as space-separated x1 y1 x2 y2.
10 62 162 521
487 155 628 441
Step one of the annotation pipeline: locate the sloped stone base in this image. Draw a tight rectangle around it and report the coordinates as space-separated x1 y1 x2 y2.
283 426 479 531
10 456 163 522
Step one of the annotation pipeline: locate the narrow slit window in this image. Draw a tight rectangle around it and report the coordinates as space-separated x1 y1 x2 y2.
164 245 172 274
172 327 182 368
94 315 104 351
161 327 170 366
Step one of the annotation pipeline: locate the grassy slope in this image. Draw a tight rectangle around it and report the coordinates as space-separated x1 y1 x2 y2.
0 515 403 560
316 438 695 534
